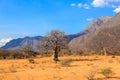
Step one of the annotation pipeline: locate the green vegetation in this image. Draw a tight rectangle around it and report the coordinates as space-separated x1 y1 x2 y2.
0 49 39 59
99 67 115 78
28 58 35 64
112 55 115 58
53 58 60 62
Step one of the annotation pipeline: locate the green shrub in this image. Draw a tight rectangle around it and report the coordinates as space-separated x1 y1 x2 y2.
112 55 115 58
28 58 35 64
99 68 114 78
53 58 60 62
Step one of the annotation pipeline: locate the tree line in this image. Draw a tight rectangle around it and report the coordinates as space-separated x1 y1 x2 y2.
0 30 69 60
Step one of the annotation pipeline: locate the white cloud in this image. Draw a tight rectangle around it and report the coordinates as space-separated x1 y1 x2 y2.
86 18 94 21
107 0 120 2
92 0 120 8
83 4 90 9
78 3 82 7
71 3 76 7
92 0 107 7
71 3 90 9
114 6 120 13
111 4 117 8
0 38 12 47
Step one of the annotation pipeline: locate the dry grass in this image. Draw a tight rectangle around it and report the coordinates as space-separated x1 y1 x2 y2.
60 58 73 67
85 65 98 80
0 55 120 80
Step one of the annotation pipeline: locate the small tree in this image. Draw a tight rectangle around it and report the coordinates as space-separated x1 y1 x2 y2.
41 30 67 61
19 45 37 58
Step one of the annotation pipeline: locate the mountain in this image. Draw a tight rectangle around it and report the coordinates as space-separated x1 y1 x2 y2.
84 13 120 52
69 13 120 53
1 13 120 53
67 16 112 43
1 36 43 50
1 34 80 51
69 16 112 51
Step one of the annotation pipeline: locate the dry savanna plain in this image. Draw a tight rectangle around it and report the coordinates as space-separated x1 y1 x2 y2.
0 55 120 80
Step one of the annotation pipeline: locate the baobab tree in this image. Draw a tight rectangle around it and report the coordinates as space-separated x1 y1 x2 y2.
41 30 67 61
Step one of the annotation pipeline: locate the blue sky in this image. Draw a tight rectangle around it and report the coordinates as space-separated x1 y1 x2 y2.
0 0 120 46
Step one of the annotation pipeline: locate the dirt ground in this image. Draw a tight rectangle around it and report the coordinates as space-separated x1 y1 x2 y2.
0 55 120 80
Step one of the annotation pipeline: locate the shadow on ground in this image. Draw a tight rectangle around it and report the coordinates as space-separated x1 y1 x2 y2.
95 77 120 80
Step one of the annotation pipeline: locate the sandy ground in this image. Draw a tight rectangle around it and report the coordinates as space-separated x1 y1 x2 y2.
0 55 120 80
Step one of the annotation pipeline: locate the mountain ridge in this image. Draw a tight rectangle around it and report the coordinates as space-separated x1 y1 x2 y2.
69 16 112 51
69 13 120 53
1 36 43 50
1 13 120 53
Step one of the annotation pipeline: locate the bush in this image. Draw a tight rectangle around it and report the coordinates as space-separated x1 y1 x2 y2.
112 55 115 58
99 68 115 78
28 58 35 64
85 71 96 80
85 66 98 80
53 58 60 63
0 49 39 59
0 50 28 59
60 59 73 67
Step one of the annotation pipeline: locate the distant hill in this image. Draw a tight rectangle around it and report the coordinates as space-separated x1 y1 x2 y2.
1 32 86 51
0 34 79 50
1 36 43 50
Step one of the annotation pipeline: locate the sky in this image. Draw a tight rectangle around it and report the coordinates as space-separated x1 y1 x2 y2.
0 0 120 46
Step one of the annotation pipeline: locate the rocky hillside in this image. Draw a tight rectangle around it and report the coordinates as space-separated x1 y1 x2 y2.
69 16 112 51
84 13 120 52
69 13 120 53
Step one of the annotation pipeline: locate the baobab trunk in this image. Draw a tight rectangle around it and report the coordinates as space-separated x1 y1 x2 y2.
53 46 59 60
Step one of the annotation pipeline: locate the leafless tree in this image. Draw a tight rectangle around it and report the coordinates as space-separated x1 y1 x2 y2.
41 30 67 61
19 45 37 57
